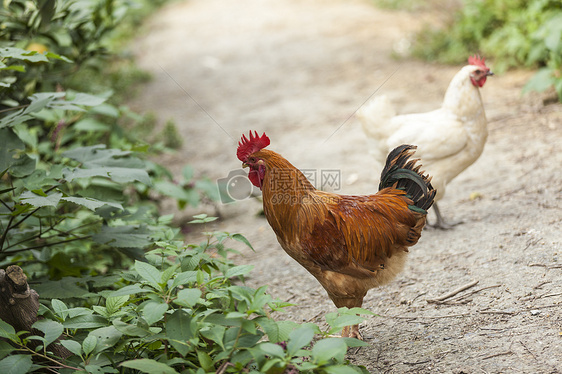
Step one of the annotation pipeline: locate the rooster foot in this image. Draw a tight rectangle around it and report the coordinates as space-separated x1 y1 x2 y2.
427 219 463 230
428 203 463 230
341 325 364 340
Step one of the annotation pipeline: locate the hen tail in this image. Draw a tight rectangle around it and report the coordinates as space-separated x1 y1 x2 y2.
379 145 436 214
357 95 397 162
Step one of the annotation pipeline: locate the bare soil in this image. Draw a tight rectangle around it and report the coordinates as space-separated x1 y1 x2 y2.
130 0 562 372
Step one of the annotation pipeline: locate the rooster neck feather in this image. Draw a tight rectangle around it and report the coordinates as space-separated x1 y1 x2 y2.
252 149 316 243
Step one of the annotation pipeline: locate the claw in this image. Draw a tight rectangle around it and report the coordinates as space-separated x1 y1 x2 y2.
427 202 463 230
341 325 363 340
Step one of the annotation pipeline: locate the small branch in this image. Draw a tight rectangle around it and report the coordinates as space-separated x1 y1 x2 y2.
0 197 15 212
427 280 479 303
446 284 502 303
481 350 513 360
381 313 470 320
22 345 82 371
519 340 537 360
0 104 29 114
529 263 562 269
216 361 234 374
10 207 41 231
3 236 90 254
523 238 542 251
403 359 431 366
479 310 516 315
0 215 16 251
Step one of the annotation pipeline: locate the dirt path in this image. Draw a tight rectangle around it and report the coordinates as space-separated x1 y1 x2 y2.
130 0 562 372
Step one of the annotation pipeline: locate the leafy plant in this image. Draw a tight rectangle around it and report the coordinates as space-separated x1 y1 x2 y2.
410 0 562 101
0 218 369 373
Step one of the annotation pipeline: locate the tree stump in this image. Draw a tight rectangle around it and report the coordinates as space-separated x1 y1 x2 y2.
0 265 71 359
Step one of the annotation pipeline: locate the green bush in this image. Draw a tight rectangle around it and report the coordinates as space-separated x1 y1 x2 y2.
410 0 562 101
0 219 369 373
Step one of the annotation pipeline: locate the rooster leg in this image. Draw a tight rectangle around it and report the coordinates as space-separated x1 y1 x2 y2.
428 202 463 230
342 324 363 340
331 296 365 340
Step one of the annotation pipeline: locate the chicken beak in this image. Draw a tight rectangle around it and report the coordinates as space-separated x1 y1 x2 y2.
486 71 494 76
242 163 248 169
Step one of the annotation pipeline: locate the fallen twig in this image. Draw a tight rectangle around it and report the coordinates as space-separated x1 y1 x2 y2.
523 237 542 251
528 263 562 269
381 313 470 320
438 284 502 305
539 291 562 299
479 310 517 315
481 350 513 360
403 359 431 366
519 340 537 360
427 280 479 303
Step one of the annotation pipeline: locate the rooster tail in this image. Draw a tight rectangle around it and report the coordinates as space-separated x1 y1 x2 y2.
379 145 436 213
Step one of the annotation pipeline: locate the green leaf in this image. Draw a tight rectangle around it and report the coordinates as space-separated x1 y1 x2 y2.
0 320 16 340
287 326 315 356
142 301 168 325
134 260 162 289
51 299 68 319
257 319 299 343
166 310 194 357
224 265 254 279
105 295 129 315
112 320 151 337
44 51 72 63
108 284 148 297
120 359 179 374
88 326 123 354
0 341 14 360
0 47 48 62
61 196 123 211
258 342 285 359
63 315 107 329
323 366 365 374
74 118 111 132
93 225 152 248
33 279 89 299
189 214 218 224
82 335 97 356
170 271 197 289
0 127 34 177
231 233 254 250
32 319 63 347
153 180 191 201
161 265 178 285
174 288 202 308
0 354 32 374
200 325 226 350
311 338 347 364
523 67 555 94
60 339 82 357
19 191 62 207
197 350 214 372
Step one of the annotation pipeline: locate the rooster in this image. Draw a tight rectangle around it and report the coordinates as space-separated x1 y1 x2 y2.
237 131 435 339
358 55 493 229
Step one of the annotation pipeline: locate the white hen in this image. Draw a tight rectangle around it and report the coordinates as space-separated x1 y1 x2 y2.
358 56 493 229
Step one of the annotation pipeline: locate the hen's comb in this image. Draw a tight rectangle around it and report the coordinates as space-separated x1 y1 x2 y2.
237 131 270 161
468 55 488 69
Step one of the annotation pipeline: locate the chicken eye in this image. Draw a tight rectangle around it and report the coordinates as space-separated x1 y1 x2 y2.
474 69 482 74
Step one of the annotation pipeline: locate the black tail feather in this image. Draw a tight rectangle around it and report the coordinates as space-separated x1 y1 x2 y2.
379 145 436 213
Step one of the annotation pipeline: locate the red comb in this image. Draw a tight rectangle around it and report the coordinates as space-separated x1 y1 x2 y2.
237 131 270 161
468 55 488 69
